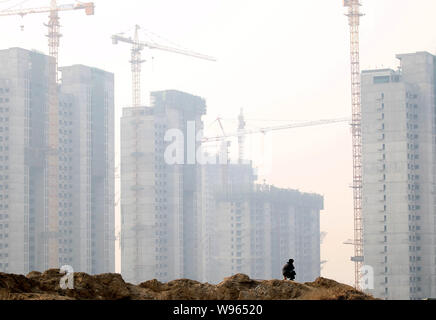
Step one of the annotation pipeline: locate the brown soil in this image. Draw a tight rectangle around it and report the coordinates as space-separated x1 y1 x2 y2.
0 269 376 300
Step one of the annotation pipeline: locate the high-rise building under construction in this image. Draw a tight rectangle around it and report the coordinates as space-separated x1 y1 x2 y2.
120 90 205 284
362 52 436 299
121 89 323 284
60 64 115 275
0 48 114 275
200 163 323 284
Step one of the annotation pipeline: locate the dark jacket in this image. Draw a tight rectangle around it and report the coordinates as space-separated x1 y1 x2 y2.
282 260 296 279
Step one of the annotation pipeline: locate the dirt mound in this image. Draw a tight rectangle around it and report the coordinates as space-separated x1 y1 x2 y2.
0 270 375 300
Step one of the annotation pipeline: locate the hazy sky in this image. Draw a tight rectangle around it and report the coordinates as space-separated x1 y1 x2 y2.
2 0 436 285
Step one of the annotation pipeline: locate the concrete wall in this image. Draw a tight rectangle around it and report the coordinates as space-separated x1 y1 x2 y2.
0 48 53 274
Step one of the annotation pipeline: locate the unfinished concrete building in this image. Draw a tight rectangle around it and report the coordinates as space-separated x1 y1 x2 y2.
60 65 115 275
0 48 115 275
0 48 53 274
120 88 323 284
198 162 257 283
121 90 205 284
250 185 323 282
199 162 323 284
362 52 436 299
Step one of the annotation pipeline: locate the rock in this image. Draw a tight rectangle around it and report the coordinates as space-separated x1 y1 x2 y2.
0 271 376 300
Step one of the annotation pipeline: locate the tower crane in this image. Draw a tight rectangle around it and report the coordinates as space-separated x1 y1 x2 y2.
0 0 95 81
344 0 364 290
0 0 94 270
202 117 350 143
112 24 216 107
215 117 231 162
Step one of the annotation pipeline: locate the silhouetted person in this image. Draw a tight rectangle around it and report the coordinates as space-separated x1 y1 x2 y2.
282 259 296 281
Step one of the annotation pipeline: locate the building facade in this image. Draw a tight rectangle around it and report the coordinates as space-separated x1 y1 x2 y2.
362 52 436 299
0 48 115 275
60 65 115 275
200 163 323 284
0 48 53 274
121 90 205 284
121 89 323 284
198 162 257 283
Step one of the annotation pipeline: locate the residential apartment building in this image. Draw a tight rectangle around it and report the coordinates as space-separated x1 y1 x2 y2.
198 162 257 283
0 48 52 274
60 65 115 275
200 163 323 284
121 89 323 284
0 48 114 275
362 51 436 299
121 90 205 284
251 185 322 282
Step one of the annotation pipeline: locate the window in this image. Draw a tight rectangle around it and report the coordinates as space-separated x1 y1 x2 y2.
374 76 390 84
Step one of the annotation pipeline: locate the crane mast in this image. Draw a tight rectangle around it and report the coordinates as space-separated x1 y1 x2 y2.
238 108 246 163
344 0 364 290
47 0 61 82
130 25 145 108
